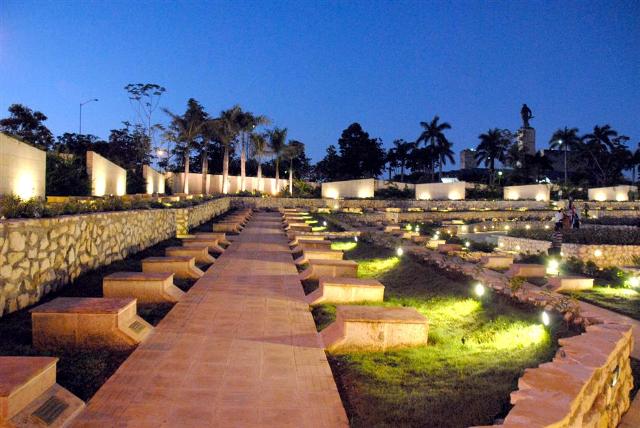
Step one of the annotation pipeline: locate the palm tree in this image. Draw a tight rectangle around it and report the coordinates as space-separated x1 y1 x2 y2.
237 110 270 192
268 127 287 191
416 115 452 181
549 127 580 186
217 106 242 194
284 140 304 195
580 124 620 186
163 102 207 194
250 132 271 192
631 143 640 187
476 128 509 186
391 139 413 182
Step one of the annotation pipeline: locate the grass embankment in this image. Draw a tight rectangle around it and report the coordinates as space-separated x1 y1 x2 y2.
0 215 225 401
569 287 640 321
308 240 573 428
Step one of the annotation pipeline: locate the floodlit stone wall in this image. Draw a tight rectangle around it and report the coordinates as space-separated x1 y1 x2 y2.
0 199 229 316
504 184 551 201
321 179 375 199
497 235 552 254
415 182 466 200
0 132 46 199
166 172 286 195
143 165 165 194
588 185 638 202
86 151 127 196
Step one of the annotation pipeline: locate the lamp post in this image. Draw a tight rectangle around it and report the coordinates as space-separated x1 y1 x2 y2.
497 170 503 186
558 139 567 187
79 98 98 135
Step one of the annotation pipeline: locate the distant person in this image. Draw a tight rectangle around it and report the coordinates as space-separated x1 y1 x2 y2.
554 209 563 231
572 209 581 229
550 227 563 256
583 203 590 219
562 209 571 230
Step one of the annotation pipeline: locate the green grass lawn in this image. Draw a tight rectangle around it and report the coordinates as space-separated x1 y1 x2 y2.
569 286 640 321
309 241 574 428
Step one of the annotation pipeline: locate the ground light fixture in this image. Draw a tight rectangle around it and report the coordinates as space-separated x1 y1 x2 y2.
465 241 471 248
354 236 358 242
406 224 412 231
415 225 420 232
541 311 551 326
323 221 327 227
396 247 404 257
627 276 640 289
546 259 560 276
474 282 485 297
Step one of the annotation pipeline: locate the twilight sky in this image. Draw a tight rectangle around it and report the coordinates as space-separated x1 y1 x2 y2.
1 0 638 165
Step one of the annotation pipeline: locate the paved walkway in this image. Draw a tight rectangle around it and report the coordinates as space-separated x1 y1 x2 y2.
72 212 348 427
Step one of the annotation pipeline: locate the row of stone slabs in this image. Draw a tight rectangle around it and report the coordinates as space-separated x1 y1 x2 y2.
0 210 253 427
282 209 430 353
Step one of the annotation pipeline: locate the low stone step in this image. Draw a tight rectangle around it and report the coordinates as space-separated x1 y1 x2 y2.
103 272 184 303
212 222 242 233
437 244 463 253
183 235 225 254
306 277 385 305
547 276 594 292
165 246 215 264
204 231 231 245
506 263 546 278
411 235 428 244
142 256 204 279
287 223 313 232
0 356 84 427
321 305 429 352
31 297 152 350
290 240 332 254
299 259 358 281
294 249 344 266
289 235 326 247
384 225 400 233
481 255 514 269
426 239 446 249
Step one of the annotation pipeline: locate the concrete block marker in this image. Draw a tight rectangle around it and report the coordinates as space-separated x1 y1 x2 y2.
212 222 242 233
547 276 594 292
294 249 344 266
165 245 215 264
289 234 326 247
299 259 358 281
0 357 84 427
204 231 231 245
103 272 184 303
506 263 546 278
291 239 332 254
480 255 514 269
142 256 204 279
31 297 152 350
427 239 446 249
437 243 463 253
321 305 429 352
181 235 225 254
287 223 313 233
306 277 385 305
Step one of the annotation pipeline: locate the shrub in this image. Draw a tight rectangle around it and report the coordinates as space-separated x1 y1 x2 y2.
374 185 414 199
46 153 91 196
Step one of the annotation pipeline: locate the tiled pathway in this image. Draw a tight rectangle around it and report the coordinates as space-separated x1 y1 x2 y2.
72 212 348 427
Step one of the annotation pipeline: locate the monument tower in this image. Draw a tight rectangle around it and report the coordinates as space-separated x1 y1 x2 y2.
517 103 536 155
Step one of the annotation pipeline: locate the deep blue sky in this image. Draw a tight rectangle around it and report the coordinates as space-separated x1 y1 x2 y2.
1 0 638 165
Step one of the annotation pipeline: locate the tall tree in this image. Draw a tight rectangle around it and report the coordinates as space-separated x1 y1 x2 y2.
284 140 304 195
548 127 581 186
314 145 341 181
0 104 54 150
237 110 270 192
163 99 208 193
390 139 413 182
337 123 386 179
475 128 509 186
124 83 166 153
250 132 271 192
268 127 288 191
580 124 624 186
217 106 241 194
416 115 452 181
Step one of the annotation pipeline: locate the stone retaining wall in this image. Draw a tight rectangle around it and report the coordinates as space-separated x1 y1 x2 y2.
0 199 229 316
497 236 552 255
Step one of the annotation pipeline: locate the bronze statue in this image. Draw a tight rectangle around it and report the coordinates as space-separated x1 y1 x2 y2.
521 104 533 128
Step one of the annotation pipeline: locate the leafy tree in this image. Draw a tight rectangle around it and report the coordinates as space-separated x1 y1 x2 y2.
163 99 208 193
268 127 288 189
416 115 452 181
578 125 629 186
124 83 166 151
0 104 54 150
284 140 305 195
108 124 151 193
54 133 105 155
237 110 270 191
314 145 341 181
406 145 436 182
337 123 385 179
45 153 90 196
475 128 509 186
390 139 413 182
630 143 640 186
548 127 581 186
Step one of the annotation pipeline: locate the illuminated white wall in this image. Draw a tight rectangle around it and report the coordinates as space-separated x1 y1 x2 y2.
165 172 285 196
86 151 126 196
143 165 165 194
0 132 46 199
415 182 466 200
588 185 638 202
504 184 550 201
321 179 375 199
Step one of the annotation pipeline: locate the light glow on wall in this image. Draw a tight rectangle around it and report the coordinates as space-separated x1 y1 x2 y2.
14 171 38 200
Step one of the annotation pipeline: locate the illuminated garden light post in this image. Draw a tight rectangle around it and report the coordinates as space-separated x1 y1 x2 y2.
546 258 560 276
396 247 404 257
474 282 485 298
541 311 551 326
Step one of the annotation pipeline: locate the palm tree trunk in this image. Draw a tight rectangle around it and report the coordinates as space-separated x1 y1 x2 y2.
400 163 405 182
222 145 229 194
201 152 208 195
289 158 293 196
438 159 443 181
257 162 262 193
240 133 246 192
489 159 495 187
563 145 568 186
183 144 190 194
275 158 280 193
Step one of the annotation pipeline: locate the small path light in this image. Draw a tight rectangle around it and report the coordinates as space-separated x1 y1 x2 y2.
464 241 471 249
627 276 640 289
541 311 551 326
323 221 327 227
406 224 412 231
594 249 603 258
474 282 485 297
415 225 420 232
547 259 560 276
396 247 404 257
354 236 358 242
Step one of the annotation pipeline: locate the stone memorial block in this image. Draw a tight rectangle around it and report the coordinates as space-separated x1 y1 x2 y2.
165 246 215 264
103 272 184 303
142 256 204 279
299 259 358 281
294 249 344 266
506 263 546 278
204 232 231 245
481 255 514 269
31 297 152 350
321 305 429 352
289 234 326 247
437 244 463 253
547 276 594 293
427 239 446 249
306 277 385 305
290 239 332 254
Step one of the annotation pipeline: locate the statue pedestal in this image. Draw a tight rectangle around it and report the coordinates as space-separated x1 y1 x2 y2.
517 127 536 155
